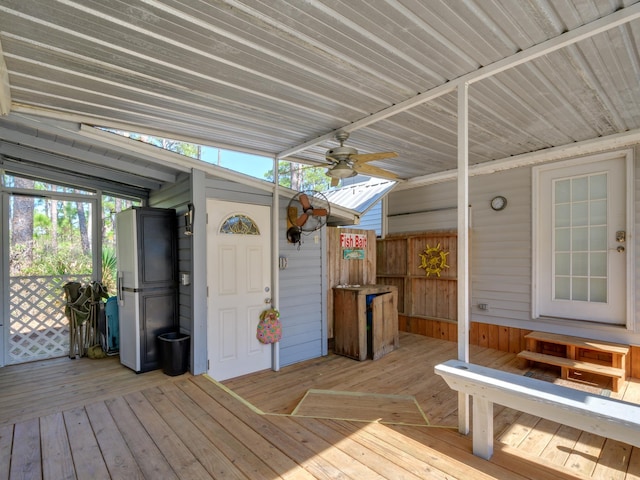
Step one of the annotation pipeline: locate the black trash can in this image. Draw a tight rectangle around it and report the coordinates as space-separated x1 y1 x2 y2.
157 332 190 376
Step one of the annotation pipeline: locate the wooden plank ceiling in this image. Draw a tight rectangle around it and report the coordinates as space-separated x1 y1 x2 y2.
0 0 638 187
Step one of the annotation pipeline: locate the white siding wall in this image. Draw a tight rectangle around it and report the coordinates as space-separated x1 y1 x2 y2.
277 200 325 366
388 182 459 233
387 151 639 343
468 169 532 324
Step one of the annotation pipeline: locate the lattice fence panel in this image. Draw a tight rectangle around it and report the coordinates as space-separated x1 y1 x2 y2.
9 275 91 364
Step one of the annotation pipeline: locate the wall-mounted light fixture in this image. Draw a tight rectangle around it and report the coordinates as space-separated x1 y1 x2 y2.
184 203 194 236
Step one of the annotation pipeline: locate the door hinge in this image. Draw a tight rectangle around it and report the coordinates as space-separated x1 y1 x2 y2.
207 359 210 370
206 286 209 297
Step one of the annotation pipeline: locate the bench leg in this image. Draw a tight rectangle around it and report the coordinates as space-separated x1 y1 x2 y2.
472 396 494 460
612 376 623 393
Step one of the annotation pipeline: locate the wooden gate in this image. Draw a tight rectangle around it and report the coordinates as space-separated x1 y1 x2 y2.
377 231 458 339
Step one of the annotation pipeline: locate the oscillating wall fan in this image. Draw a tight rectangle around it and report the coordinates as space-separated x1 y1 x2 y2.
286 190 330 244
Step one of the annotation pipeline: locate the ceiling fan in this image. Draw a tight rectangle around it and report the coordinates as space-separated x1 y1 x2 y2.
324 131 398 186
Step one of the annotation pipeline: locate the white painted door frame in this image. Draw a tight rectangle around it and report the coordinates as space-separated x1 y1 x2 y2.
206 199 273 381
532 150 634 328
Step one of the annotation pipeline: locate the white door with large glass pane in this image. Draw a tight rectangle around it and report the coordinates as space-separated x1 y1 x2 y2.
535 155 628 324
206 200 272 381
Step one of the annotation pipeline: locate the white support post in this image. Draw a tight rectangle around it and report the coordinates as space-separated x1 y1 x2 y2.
457 82 470 435
272 156 280 371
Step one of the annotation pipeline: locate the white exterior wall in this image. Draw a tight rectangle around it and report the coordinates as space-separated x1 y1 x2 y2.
277 196 325 366
203 178 326 369
387 148 640 345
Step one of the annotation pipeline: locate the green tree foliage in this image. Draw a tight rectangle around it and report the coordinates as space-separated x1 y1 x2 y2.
101 246 118 294
104 129 202 160
265 161 332 192
7 173 136 295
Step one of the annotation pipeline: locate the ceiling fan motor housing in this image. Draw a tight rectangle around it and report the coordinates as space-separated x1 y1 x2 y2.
326 145 358 159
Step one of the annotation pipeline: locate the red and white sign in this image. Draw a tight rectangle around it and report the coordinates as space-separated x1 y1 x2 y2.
340 232 367 249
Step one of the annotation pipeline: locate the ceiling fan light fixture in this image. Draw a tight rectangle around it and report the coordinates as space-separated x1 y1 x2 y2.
326 161 357 179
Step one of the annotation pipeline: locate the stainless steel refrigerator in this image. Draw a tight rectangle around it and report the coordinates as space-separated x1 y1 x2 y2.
116 207 177 373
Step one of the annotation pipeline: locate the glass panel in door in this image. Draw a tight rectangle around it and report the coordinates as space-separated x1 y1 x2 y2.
553 173 608 303
535 155 626 324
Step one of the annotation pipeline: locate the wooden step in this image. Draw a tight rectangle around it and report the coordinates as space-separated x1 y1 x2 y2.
517 350 625 379
524 331 629 355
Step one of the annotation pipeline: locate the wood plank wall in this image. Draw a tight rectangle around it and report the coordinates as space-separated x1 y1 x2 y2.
378 231 640 379
399 316 640 379
326 227 377 338
398 316 528 353
377 230 457 322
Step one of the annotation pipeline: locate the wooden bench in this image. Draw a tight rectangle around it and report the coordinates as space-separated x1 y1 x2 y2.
517 331 629 392
435 359 640 460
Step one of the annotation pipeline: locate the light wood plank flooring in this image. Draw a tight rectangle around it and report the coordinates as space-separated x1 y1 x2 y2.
1 332 639 479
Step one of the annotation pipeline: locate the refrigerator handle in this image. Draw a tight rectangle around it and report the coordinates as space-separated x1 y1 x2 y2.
117 272 124 305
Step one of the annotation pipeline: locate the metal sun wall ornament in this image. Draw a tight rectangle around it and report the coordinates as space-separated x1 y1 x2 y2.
418 243 450 277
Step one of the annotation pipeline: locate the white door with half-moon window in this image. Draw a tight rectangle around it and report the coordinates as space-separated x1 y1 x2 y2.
206 199 272 381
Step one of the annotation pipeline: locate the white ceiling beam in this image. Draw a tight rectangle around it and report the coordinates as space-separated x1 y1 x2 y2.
397 128 640 190
0 38 11 115
277 2 640 160
276 82 457 159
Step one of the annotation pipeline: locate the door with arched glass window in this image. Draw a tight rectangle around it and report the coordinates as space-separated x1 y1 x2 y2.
206 199 272 380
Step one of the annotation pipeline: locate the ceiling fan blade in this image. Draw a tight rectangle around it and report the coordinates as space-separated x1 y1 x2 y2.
351 152 398 163
296 212 309 226
356 163 398 179
312 208 327 216
299 193 312 210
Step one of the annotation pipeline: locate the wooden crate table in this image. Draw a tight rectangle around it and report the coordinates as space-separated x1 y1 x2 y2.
517 331 629 392
333 285 398 361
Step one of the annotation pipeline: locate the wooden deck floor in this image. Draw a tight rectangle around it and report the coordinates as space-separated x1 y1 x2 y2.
1 332 639 479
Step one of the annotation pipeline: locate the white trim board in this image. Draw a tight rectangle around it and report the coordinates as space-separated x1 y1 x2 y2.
398 129 640 191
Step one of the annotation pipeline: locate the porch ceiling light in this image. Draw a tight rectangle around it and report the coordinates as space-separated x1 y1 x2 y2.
326 160 357 179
